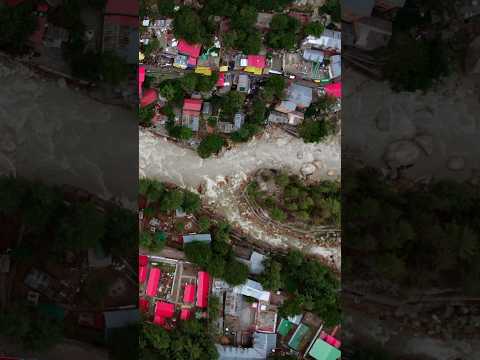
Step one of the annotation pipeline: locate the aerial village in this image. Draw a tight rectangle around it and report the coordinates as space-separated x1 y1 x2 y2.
138 178 341 360
138 0 342 157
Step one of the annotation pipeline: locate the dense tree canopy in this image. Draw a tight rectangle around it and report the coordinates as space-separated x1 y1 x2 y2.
266 14 300 50
344 167 480 294
259 250 340 326
0 2 37 52
197 134 225 158
140 319 219 359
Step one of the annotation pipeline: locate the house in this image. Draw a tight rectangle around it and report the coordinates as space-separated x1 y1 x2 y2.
180 308 192 320
237 279 270 302
353 16 392 51
275 100 297 114
303 49 325 63
139 255 148 284
218 121 235 133
202 102 212 116
146 267 161 297
177 39 202 67
138 66 145 97
234 113 245 129
375 0 406 11
341 0 375 22
245 55 266 75
237 74 251 93
216 332 277 359
303 30 341 53
287 83 313 109
288 323 311 351
288 111 304 126
182 98 203 131
248 251 266 275
183 283 196 304
196 271 210 308
307 338 341 360
182 234 212 245
328 55 341 79
324 82 342 98
268 111 289 124
140 88 158 108
153 301 175 325
174 54 189 69
102 0 139 64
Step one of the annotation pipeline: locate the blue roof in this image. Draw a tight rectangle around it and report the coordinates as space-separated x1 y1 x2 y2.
183 234 212 244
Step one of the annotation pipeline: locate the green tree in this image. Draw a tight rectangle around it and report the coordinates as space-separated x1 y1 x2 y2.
139 105 155 127
180 73 199 93
198 216 211 232
173 6 210 45
159 189 184 212
197 134 225 158
223 260 249 285
270 207 287 222
266 14 300 50
259 257 283 290
321 0 341 23
182 190 201 213
157 0 175 17
304 22 325 37
299 119 335 143
264 76 286 99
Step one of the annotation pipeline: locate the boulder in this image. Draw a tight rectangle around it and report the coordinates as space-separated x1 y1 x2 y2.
384 140 421 168
301 163 316 177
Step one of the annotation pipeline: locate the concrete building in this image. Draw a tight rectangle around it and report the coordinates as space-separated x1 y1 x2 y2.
353 16 392 51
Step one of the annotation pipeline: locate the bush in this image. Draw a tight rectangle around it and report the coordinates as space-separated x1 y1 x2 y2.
299 119 336 143
304 22 325 37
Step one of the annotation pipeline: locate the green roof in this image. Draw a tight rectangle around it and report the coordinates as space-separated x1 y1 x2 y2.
288 323 310 351
277 318 293 336
309 339 341 360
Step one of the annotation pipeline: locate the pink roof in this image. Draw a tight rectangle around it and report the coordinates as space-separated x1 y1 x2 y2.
153 314 165 325
217 73 225 87
139 255 148 267
183 98 202 112
139 265 148 284
105 0 138 16
146 268 161 297
247 55 266 68
139 298 149 313
138 66 146 96
180 309 191 321
141 88 158 108
196 271 210 308
155 301 175 318
324 82 341 98
183 284 196 304
178 40 202 58
324 335 341 348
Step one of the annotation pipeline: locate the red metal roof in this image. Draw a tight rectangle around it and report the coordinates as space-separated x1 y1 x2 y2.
196 271 210 308
247 55 266 68
180 308 191 320
153 314 165 325
183 284 196 304
140 88 158 108
187 56 198 66
138 66 146 96
217 73 225 87
324 82 341 98
155 301 175 318
104 14 138 27
183 98 202 112
139 265 148 284
146 267 161 297
139 298 149 313
139 255 148 266
178 40 202 58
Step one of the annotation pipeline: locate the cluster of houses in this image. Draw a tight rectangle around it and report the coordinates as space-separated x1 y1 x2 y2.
138 4 343 136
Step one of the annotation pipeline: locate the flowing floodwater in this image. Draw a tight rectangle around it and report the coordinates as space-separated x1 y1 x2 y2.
0 56 137 207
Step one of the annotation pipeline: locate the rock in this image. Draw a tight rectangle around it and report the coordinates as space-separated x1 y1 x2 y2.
57 78 67 88
447 156 466 171
384 140 421 168
327 170 336 177
414 135 434 155
301 163 316 177
375 104 417 137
